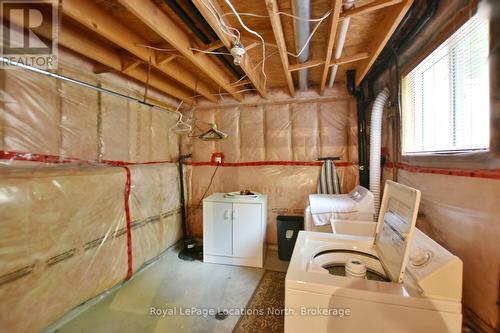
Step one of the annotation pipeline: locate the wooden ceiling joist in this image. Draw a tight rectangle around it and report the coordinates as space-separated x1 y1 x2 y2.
192 0 268 98
355 0 414 85
6 18 193 103
319 0 343 94
340 0 404 20
265 0 295 96
62 0 218 102
60 27 194 104
117 0 242 101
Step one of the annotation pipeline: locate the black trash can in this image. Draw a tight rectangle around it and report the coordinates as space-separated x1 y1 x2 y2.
277 215 304 261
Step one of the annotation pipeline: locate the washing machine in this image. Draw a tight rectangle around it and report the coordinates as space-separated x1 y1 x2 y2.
285 181 463 333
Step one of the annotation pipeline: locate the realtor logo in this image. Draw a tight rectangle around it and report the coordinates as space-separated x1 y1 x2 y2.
0 0 58 69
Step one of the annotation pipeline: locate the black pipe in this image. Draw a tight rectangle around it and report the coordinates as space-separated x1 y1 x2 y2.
178 154 192 239
346 70 369 188
164 0 245 80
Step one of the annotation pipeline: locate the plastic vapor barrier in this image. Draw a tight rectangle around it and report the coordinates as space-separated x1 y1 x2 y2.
0 50 182 332
183 88 360 244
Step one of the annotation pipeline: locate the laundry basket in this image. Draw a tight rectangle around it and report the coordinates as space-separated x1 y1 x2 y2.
277 216 304 261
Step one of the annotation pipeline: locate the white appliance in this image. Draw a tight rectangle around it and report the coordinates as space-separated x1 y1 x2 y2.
305 185 375 232
285 181 463 333
203 192 267 268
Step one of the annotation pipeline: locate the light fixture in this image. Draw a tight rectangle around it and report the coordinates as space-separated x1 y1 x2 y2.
230 42 245 66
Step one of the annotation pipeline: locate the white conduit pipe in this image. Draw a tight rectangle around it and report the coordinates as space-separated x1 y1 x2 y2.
328 0 354 88
293 0 311 90
370 88 390 218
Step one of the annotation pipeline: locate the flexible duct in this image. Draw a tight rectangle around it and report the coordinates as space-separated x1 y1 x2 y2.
370 88 390 217
293 0 310 90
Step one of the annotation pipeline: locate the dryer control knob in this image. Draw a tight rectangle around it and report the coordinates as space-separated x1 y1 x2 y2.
410 250 432 267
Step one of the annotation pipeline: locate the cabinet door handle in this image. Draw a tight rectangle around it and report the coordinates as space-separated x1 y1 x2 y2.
224 209 230 220
232 209 238 219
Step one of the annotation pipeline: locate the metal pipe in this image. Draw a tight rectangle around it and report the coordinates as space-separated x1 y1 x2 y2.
0 57 181 115
328 0 354 88
293 0 310 90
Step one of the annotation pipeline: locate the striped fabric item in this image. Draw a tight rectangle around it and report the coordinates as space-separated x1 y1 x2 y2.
317 159 341 194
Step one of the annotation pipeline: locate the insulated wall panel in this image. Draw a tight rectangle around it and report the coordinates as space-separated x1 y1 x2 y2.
215 107 240 163
393 170 500 331
291 103 319 161
0 166 128 333
2 69 59 155
239 105 265 161
265 104 292 161
128 164 180 270
101 93 130 162
318 101 348 160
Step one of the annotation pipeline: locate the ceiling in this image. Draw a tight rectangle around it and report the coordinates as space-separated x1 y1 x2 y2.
10 0 415 105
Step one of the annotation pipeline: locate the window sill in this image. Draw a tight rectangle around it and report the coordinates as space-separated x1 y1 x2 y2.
400 150 500 170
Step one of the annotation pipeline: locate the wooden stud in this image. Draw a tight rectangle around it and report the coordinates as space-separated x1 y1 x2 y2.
289 59 325 72
355 0 414 85
117 0 243 101
122 57 142 73
265 0 294 96
204 40 225 52
192 0 267 98
340 0 404 19
63 0 217 102
319 0 343 94
329 52 370 66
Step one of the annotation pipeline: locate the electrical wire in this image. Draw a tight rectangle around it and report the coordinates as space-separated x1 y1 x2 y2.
196 163 220 208
220 10 331 58
135 44 177 52
223 0 267 88
189 47 232 55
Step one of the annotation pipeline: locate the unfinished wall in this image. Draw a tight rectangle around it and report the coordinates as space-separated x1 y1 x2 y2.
0 49 182 332
374 1 499 331
182 87 360 244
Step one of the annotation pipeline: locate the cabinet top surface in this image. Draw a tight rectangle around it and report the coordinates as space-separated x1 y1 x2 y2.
204 192 267 204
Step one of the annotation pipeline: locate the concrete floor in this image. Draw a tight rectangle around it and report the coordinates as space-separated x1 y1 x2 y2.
49 245 288 333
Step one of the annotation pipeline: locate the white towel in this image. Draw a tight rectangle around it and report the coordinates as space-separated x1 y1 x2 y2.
317 159 341 194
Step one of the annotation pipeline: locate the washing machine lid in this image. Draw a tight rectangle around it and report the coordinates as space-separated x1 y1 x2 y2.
374 181 421 283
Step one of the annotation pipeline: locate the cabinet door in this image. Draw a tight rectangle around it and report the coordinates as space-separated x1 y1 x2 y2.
232 203 262 258
204 202 233 256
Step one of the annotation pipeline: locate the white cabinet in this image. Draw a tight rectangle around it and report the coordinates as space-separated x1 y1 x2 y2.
203 193 267 268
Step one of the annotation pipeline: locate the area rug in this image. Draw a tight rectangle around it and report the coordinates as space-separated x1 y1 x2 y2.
233 270 286 333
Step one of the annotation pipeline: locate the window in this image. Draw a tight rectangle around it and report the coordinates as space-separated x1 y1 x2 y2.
402 14 489 155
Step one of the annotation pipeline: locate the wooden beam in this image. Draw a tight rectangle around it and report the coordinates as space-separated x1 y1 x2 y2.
265 0 294 96
192 0 267 98
329 52 370 66
117 0 242 101
319 0 343 94
62 0 217 102
355 0 414 85
156 53 179 66
122 56 142 73
204 40 225 52
340 0 404 19
289 59 324 72
4 12 193 103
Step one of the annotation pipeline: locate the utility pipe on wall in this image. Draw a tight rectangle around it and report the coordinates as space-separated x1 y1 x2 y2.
328 0 354 88
370 88 390 217
293 0 310 90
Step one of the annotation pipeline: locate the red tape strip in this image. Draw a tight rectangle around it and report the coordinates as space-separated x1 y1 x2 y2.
184 160 356 167
385 161 500 180
122 166 133 280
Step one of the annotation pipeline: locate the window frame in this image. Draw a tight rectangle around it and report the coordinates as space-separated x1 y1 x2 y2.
400 10 490 157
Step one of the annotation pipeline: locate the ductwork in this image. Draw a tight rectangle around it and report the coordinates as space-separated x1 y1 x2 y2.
293 0 310 90
328 0 354 88
369 88 390 217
